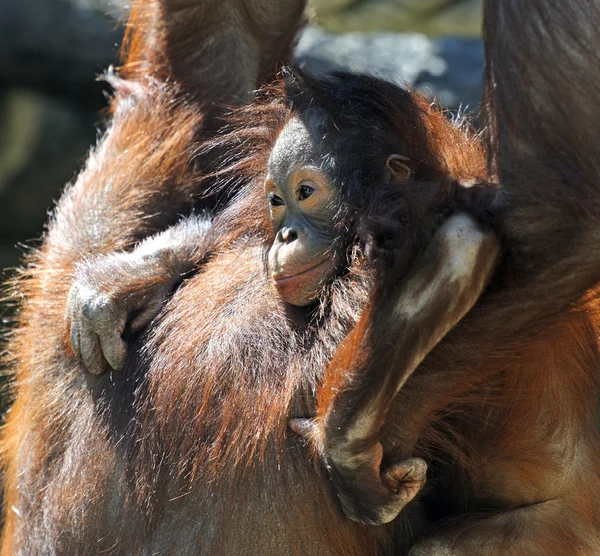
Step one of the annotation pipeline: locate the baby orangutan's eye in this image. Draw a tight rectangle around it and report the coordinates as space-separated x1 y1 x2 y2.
296 184 314 201
268 193 285 207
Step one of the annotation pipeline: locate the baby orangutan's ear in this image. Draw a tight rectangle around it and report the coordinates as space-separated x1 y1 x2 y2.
386 155 413 182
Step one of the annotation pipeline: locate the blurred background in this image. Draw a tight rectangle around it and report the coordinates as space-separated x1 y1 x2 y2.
0 0 483 270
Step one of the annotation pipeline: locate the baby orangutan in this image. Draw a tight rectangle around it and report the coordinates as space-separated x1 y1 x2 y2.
7 0 600 552
65 72 498 527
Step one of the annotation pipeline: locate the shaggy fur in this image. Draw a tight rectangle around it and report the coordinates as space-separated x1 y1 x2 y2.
2 0 600 555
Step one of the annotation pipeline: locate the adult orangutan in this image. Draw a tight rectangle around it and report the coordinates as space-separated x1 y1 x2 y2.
2 1 600 555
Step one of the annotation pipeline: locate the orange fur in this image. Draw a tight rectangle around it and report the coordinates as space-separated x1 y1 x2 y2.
2 0 600 554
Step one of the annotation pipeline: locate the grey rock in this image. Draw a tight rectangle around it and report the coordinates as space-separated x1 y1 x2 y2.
296 27 483 111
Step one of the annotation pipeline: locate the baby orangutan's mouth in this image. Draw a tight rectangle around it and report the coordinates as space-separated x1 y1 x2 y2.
272 258 329 285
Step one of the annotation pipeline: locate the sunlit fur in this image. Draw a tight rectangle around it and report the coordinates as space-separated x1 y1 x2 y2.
0 30 488 556
2 0 600 555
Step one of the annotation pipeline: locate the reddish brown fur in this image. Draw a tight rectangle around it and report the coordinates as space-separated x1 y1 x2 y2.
0 41 486 556
317 305 374 421
120 1 306 123
2 0 600 555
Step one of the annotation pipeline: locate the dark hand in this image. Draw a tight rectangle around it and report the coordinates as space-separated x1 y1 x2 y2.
290 418 427 525
65 252 178 375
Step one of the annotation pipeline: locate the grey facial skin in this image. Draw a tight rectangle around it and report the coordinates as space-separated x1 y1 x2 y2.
265 113 415 307
266 114 342 306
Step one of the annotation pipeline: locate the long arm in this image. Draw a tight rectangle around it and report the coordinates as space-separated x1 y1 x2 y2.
484 0 600 320
65 215 214 374
293 213 499 525
123 1 306 112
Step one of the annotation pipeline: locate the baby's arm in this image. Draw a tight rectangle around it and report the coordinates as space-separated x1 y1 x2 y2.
66 214 213 374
